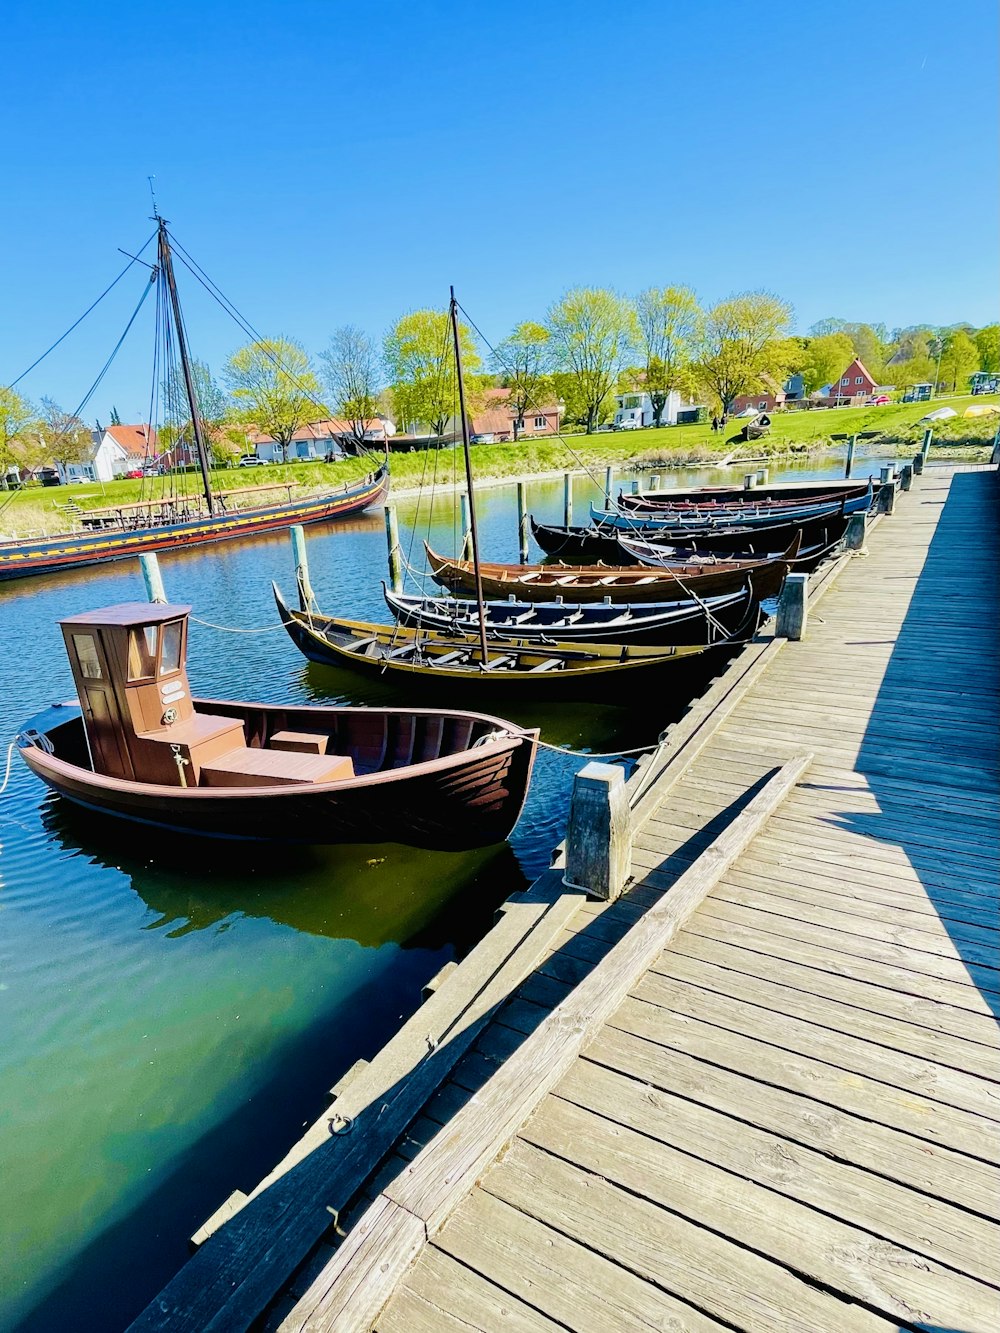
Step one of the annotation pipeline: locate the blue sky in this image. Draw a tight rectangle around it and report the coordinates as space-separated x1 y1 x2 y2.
3 0 997 419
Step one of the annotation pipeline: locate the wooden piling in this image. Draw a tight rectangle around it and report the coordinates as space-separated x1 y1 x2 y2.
756 467 769 485
921 427 933 463
775 572 809 640
563 474 573 526
912 451 924 475
899 462 914 491
878 473 897 515
744 473 757 490
845 434 857 478
139 552 167 604
516 482 529 563
649 474 661 491
604 465 614 505
843 513 867 552
564 762 630 901
382 507 402 594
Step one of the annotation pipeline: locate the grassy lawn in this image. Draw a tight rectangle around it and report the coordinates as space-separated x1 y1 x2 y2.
2 393 996 537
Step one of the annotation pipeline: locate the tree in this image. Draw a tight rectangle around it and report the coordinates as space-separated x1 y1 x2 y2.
224 338 324 461
163 359 230 454
109 405 122 426
694 291 793 414
0 386 35 475
808 317 847 338
546 288 633 433
319 326 382 452
384 310 481 438
798 331 856 393
490 322 553 441
35 398 92 469
634 287 701 425
938 329 978 392
840 323 890 379
975 325 999 373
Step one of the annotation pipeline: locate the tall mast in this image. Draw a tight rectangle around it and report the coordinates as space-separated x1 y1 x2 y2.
449 287 490 667
157 218 216 516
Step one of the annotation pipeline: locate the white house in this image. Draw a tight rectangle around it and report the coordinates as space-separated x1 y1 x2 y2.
613 390 681 429
58 424 153 483
249 417 395 462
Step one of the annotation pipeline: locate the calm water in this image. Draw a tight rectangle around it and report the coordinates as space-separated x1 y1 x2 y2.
0 456 875 1330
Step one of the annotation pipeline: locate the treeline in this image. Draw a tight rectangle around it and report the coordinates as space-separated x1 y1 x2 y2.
3 289 998 473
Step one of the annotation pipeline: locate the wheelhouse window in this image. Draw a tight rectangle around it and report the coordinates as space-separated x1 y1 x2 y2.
73 634 102 679
127 625 159 680
160 620 184 674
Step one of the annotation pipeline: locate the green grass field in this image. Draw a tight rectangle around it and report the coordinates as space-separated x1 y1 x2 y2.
2 393 996 537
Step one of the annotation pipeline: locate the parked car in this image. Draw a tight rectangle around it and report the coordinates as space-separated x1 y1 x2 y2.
238 455 267 467
37 467 62 487
124 468 144 479
614 418 641 431
871 395 891 406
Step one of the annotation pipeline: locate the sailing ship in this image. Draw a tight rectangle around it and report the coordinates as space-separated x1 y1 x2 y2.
17 601 536 849
0 217 388 583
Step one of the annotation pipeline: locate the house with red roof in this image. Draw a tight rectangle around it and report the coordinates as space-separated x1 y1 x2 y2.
58 423 156 482
828 358 880 405
471 388 560 442
248 416 394 461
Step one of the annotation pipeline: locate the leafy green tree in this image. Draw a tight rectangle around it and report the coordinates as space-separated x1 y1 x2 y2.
938 329 978 392
975 325 999 373
798 332 856 393
109 405 122 426
224 338 325 461
490 322 553 440
808 318 848 338
0 386 36 475
164 359 230 436
35 398 92 469
546 288 633 433
384 310 481 438
694 291 793 414
634 287 701 425
320 326 382 452
840 323 890 378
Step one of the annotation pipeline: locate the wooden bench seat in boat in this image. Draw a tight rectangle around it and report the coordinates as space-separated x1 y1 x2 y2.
201 747 355 788
134 712 247 785
268 729 330 754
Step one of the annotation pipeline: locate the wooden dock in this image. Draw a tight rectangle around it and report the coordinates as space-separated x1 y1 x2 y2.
132 464 1000 1333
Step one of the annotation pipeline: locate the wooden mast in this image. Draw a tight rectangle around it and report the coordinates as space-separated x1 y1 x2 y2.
157 218 216 516
449 287 490 667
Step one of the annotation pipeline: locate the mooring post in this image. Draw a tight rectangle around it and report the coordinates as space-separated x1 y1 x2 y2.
649 474 661 491
139 552 167 603
381 507 402 594
845 434 857 478
292 523 320 610
516 481 529 562
563 761 630 902
744 473 756 490
878 466 896 515
756 467 769 485
912 451 924 475
990 424 1000 466
459 491 473 561
921 428 933 464
899 462 914 491
843 512 867 552
776 572 809 640
563 473 573 526
604 465 614 506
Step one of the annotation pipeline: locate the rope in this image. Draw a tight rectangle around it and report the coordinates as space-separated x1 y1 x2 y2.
534 737 658 758
189 616 286 634
0 741 16 794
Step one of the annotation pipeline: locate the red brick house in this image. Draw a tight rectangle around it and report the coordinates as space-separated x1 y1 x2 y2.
472 388 561 442
730 375 787 416
830 358 878 404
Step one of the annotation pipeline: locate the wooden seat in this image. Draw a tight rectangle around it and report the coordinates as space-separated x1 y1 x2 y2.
201 747 355 787
269 729 330 755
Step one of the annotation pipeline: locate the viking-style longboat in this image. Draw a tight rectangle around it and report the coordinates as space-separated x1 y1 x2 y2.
0 216 388 584
588 481 872 531
17 602 536 849
617 478 874 510
423 533 800 604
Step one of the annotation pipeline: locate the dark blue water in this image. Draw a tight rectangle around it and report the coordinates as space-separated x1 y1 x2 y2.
0 457 871 1330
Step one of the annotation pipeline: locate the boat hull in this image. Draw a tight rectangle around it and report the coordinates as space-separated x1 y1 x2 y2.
590 483 872 531
0 465 389 583
17 696 535 851
530 515 849 565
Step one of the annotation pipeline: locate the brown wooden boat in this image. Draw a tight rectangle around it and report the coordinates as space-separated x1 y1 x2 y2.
424 533 799 604
16 603 538 850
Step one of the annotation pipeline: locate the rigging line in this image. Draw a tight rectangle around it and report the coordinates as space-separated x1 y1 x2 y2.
168 235 381 465
7 230 157 388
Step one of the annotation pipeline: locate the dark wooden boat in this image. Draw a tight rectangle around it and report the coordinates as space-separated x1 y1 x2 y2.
423 533 799 604
383 578 762 646
617 529 842 574
620 479 872 508
17 602 536 850
0 216 389 584
529 513 850 564
589 482 872 530
274 584 741 691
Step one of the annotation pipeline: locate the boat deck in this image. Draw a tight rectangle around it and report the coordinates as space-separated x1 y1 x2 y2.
279 465 1000 1332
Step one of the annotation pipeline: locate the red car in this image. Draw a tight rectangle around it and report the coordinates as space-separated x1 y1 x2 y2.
124 468 144 478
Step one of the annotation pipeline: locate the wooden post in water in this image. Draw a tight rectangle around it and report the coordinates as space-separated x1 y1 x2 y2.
899 462 914 491
844 434 857 478
604 465 614 506
843 513 867 552
459 491 473 561
649 474 661 491
292 523 320 611
756 467 769 485
775 572 809 641
382 507 402 594
516 481 529 563
912 451 924 475
990 424 1000 466
878 466 896 515
921 428 933 464
563 762 630 902
139 552 167 603
563 473 573 526
743 473 757 490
